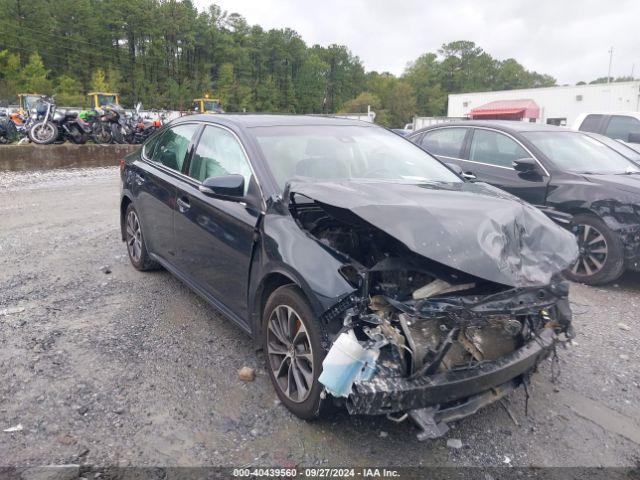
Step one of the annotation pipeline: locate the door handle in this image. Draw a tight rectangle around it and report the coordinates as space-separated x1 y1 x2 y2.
134 173 145 185
462 171 476 180
176 196 190 213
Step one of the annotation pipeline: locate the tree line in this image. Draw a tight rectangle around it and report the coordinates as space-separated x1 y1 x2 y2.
0 0 620 127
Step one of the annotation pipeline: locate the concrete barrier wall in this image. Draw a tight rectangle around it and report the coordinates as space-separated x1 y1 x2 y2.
0 144 140 172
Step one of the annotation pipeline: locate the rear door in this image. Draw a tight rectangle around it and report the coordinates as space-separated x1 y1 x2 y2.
456 128 549 205
134 123 200 260
173 124 262 322
417 127 470 162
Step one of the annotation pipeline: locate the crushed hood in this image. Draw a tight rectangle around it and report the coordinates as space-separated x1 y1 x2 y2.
286 179 578 287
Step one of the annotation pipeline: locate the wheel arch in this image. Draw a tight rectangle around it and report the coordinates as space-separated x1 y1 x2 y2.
120 194 133 241
249 268 327 350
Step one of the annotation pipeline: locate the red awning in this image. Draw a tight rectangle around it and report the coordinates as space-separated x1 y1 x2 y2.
470 99 540 119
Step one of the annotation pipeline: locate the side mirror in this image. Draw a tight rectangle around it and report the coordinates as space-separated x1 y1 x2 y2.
513 157 538 174
199 174 245 199
627 133 640 143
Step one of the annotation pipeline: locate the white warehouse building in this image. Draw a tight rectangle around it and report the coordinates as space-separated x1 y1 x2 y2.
446 81 640 127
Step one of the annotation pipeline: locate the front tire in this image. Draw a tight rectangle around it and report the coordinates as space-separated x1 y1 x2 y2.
564 214 625 285
28 121 58 144
263 285 326 420
124 204 159 271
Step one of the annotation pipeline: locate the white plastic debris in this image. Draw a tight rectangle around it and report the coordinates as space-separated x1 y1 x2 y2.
318 331 378 397
3 424 23 432
503 456 512 464
617 323 631 331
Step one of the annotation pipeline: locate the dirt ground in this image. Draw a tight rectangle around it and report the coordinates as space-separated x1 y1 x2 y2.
1 167 639 470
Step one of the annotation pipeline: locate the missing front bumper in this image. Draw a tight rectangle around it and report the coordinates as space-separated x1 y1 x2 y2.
345 328 555 416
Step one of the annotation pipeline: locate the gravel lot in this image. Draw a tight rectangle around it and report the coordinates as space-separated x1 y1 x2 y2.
0 167 639 471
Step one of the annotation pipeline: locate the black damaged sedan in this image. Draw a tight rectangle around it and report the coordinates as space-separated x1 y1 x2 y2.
120 115 577 438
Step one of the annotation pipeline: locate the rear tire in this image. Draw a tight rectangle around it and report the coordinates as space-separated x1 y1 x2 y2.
263 285 327 420
124 204 159 271
564 214 625 285
68 126 88 144
0 117 18 144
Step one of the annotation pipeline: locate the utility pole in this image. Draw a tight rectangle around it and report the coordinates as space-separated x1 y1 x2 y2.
607 47 613 84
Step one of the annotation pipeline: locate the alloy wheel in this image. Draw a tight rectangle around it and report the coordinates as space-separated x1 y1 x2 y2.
570 223 608 277
266 305 314 403
126 210 143 263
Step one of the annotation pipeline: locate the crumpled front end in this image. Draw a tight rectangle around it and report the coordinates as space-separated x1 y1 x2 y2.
286 181 575 438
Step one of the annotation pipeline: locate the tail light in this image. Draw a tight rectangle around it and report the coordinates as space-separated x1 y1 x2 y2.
119 159 125 173
153 120 161 127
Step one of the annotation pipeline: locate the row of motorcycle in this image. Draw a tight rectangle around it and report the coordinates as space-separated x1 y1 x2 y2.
0 96 165 145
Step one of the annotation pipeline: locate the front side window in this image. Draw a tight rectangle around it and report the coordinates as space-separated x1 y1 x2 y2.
523 131 639 174
252 125 461 190
149 124 199 171
469 129 529 168
419 128 467 158
605 115 640 142
579 114 604 133
188 125 253 192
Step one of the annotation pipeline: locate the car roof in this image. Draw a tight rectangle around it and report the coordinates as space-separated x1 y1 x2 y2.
412 120 574 135
176 113 376 128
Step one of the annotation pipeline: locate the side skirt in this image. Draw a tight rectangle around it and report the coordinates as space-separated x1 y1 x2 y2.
149 253 253 336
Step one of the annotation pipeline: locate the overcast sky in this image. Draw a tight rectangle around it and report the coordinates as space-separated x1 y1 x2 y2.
194 0 640 85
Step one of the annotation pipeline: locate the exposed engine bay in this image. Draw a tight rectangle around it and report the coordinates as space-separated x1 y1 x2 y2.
289 190 574 439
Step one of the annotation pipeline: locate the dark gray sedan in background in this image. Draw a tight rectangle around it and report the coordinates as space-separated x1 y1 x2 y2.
409 121 640 285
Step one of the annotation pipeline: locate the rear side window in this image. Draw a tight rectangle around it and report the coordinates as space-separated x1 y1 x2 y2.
188 125 253 192
605 115 640 142
469 129 529 168
419 128 467 158
149 124 199 171
578 114 605 133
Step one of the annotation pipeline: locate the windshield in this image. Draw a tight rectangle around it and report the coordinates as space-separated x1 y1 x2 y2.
252 125 462 190
522 131 640 174
585 133 640 164
204 100 222 112
98 95 117 106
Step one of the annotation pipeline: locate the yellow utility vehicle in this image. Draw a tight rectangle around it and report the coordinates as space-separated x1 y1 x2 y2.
87 92 120 109
192 96 223 114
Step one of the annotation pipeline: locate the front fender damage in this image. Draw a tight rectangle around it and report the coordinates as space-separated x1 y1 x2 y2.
286 180 576 439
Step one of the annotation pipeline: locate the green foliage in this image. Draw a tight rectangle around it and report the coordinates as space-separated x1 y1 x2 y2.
0 50 22 101
339 92 381 113
400 41 557 120
90 69 110 92
20 53 52 94
55 75 85 105
0 3 569 125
